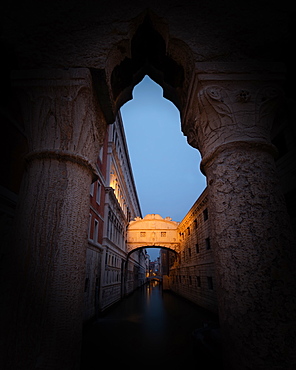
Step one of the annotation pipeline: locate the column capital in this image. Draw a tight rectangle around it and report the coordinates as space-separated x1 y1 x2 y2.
182 63 286 170
12 68 107 181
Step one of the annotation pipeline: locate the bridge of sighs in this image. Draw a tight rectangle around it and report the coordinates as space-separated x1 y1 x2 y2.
126 214 180 256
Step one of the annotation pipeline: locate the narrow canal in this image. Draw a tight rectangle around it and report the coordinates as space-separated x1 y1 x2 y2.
80 282 221 369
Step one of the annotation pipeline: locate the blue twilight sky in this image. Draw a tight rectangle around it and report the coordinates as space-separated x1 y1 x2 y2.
121 76 206 260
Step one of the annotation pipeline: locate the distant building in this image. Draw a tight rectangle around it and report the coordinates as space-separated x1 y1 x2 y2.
166 188 218 313
84 112 146 320
149 260 159 276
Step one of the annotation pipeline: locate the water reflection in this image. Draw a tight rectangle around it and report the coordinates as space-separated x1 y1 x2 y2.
143 282 166 348
81 281 220 369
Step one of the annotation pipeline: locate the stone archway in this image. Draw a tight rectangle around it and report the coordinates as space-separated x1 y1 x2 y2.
3 4 296 370
105 10 194 116
124 243 179 297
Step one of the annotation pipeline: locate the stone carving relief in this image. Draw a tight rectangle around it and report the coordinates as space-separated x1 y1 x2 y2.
12 69 106 181
183 75 284 162
198 85 234 151
236 89 251 103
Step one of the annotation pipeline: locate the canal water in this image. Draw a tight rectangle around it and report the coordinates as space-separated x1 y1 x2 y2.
80 281 221 369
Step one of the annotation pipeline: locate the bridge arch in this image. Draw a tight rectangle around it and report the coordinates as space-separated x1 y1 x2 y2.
127 245 178 260
126 214 180 256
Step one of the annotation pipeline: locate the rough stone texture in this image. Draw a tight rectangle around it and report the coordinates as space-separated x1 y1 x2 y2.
2 69 106 370
7 160 91 370
185 69 296 369
206 144 296 369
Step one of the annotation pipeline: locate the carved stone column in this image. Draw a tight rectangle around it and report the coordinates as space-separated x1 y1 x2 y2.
183 63 296 369
2 69 106 369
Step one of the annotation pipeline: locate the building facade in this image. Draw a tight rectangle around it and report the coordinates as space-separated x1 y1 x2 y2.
83 112 146 321
167 188 218 313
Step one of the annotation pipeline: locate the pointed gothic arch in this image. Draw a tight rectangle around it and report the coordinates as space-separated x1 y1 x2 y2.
105 10 195 119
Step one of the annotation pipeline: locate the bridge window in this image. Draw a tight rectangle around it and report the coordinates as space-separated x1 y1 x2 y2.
161 232 166 237
140 232 146 237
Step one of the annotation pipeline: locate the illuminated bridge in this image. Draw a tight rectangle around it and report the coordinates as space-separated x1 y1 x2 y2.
126 214 180 256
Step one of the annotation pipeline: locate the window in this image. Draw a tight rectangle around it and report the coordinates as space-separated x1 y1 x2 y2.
96 181 101 204
187 227 190 235
196 276 201 287
203 208 209 221
194 219 198 229
161 232 166 237
205 237 211 250
195 243 199 253
99 145 104 161
88 214 92 239
188 248 191 257
94 219 98 243
207 276 214 290
90 182 94 196
140 232 146 237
